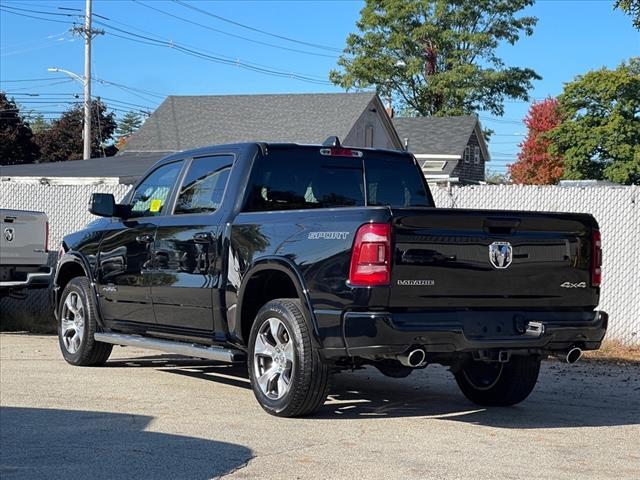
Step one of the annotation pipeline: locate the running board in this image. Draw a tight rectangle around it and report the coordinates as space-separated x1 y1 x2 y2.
94 332 245 363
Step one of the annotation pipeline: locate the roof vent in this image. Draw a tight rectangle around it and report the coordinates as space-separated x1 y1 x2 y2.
322 136 340 147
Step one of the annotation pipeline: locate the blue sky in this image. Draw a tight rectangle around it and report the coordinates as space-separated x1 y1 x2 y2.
1 0 638 173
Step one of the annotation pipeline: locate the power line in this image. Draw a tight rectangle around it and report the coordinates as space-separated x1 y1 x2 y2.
131 1 338 59
0 6 77 24
0 77 69 83
479 115 524 124
96 21 332 85
92 77 167 100
0 30 69 51
1 79 75 92
1 4 332 87
1 37 72 58
0 3 80 17
12 96 154 111
172 0 342 53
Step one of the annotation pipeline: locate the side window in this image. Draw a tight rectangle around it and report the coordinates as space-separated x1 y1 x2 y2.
474 146 480 164
464 146 470 163
366 157 431 207
175 155 233 215
129 161 183 218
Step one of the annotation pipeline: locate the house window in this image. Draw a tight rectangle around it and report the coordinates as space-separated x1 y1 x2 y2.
365 125 374 148
474 146 480 164
464 146 470 163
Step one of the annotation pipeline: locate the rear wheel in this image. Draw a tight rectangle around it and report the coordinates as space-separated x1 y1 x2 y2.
454 355 540 406
58 277 112 366
248 299 330 417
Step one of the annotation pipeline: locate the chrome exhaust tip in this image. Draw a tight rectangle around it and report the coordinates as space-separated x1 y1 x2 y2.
558 347 583 364
398 348 427 368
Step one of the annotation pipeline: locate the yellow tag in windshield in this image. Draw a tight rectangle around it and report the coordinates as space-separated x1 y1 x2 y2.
149 199 162 213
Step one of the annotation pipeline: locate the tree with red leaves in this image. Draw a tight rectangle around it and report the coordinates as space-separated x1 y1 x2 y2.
509 98 564 184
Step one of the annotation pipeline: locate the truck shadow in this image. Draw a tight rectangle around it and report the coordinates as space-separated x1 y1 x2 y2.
0 406 253 480
317 364 640 429
108 354 252 390
106 355 640 429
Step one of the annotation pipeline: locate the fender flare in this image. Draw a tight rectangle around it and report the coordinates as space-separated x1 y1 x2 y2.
54 252 95 285
53 252 106 329
236 256 320 345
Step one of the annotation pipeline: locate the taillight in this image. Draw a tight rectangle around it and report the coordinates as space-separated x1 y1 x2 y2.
591 229 602 287
349 223 391 286
45 221 49 253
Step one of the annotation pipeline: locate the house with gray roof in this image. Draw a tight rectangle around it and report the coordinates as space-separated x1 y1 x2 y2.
393 115 490 184
1 92 401 184
123 92 402 153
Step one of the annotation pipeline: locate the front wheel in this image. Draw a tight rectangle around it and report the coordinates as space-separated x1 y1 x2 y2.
248 299 330 417
454 355 541 406
58 277 112 366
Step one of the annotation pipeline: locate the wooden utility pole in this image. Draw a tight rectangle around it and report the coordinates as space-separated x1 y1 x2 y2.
71 0 103 159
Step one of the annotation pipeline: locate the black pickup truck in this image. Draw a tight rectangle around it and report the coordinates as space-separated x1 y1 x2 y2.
53 140 607 417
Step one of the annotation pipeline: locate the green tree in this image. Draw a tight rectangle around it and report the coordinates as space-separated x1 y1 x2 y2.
116 111 143 139
484 168 510 185
35 99 117 162
330 0 540 116
28 114 50 135
0 92 40 165
615 0 640 29
115 111 143 149
549 58 640 185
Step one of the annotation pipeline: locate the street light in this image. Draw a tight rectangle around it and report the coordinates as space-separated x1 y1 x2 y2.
48 67 83 83
48 66 92 160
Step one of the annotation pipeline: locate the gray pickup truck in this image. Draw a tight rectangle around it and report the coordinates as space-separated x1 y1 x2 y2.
0 209 52 296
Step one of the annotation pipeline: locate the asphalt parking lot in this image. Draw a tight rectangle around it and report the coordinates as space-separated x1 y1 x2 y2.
1 334 638 480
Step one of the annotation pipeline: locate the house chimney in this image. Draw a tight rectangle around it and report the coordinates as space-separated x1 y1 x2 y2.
385 96 394 118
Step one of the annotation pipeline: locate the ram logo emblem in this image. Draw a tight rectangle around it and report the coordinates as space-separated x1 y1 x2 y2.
3 227 14 242
489 241 512 269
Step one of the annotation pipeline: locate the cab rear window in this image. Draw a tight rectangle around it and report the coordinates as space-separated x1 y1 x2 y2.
243 151 364 212
242 149 432 212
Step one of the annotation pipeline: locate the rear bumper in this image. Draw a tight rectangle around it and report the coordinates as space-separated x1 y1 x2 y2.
322 309 608 360
0 267 51 291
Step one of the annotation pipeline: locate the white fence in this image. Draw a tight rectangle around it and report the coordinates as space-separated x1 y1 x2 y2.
1 181 638 345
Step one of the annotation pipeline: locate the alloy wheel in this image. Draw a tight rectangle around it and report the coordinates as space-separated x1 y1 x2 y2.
253 317 295 400
60 291 85 354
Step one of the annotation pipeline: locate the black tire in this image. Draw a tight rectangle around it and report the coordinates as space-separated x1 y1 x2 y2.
454 355 540 407
57 277 112 366
248 298 330 417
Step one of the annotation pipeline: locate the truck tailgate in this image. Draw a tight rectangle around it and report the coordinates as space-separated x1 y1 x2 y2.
0 209 48 266
390 208 599 309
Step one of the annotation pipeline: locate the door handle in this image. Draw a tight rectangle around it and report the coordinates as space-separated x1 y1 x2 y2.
192 231 214 244
136 233 154 244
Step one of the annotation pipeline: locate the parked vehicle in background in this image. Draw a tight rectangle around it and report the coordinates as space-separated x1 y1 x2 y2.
52 139 607 417
0 209 51 297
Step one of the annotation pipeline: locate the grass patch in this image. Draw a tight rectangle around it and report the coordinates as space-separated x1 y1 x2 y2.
583 339 640 364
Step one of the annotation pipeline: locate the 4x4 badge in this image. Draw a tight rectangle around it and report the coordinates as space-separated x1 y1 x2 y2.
489 241 512 269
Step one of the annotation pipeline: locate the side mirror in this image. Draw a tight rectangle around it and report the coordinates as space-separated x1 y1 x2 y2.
89 193 116 217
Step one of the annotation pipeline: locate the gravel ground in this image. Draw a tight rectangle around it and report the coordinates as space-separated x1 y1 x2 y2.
1 334 638 480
